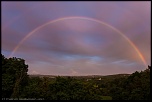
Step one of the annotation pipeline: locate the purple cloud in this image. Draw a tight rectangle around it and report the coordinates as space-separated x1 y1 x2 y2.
2 1 150 75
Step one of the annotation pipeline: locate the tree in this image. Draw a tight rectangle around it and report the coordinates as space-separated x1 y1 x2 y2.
2 54 28 99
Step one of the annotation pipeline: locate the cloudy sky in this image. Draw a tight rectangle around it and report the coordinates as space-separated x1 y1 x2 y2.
2 1 150 76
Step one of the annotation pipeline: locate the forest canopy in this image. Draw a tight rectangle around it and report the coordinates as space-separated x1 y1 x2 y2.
2 54 150 100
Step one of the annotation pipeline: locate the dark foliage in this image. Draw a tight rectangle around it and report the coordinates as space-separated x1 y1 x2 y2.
2 54 150 100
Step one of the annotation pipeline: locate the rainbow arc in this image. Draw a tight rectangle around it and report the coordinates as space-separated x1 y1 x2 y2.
9 16 147 67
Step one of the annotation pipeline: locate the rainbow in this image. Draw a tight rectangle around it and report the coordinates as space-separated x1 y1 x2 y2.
9 16 147 66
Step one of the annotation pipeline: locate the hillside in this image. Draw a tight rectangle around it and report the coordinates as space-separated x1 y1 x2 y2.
28 73 130 79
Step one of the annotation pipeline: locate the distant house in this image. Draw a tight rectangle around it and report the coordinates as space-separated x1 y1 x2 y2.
86 79 91 81
98 78 101 80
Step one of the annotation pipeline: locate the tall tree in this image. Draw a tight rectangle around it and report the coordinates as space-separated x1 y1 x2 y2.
2 54 28 99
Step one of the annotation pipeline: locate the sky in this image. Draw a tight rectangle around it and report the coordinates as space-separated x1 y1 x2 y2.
2 1 151 76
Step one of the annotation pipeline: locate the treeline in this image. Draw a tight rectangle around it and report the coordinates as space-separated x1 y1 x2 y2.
2 54 150 100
